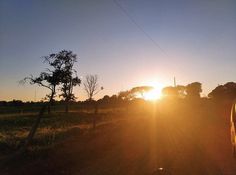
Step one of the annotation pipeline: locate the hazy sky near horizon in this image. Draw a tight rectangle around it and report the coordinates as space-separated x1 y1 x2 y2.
0 0 236 101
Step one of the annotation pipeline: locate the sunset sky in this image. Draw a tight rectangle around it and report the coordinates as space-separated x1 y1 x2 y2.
0 0 236 101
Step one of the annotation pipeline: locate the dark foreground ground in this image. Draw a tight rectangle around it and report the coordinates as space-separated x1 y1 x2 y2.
1 106 236 175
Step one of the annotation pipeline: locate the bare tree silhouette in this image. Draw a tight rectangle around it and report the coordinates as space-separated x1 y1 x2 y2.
83 75 103 101
83 74 103 130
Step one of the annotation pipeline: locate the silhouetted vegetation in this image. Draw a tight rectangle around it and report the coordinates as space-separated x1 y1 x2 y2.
208 82 236 102
56 50 81 113
1 48 236 174
186 82 202 99
162 82 202 100
17 50 81 151
83 75 103 101
130 86 154 98
1 80 236 174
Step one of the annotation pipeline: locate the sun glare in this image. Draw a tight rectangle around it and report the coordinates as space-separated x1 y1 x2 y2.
143 82 164 101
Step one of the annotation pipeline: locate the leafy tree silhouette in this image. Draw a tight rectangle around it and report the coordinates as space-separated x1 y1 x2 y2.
55 50 81 113
21 54 63 113
208 82 236 102
162 86 179 98
186 82 202 99
20 50 80 150
117 86 153 101
130 86 154 99
118 90 132 101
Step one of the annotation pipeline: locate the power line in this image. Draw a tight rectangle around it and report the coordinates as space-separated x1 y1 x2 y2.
113 0 169 57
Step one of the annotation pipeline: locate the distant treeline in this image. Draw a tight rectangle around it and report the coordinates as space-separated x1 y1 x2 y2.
1 81 235 107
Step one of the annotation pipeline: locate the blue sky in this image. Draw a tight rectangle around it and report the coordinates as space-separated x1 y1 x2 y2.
0 0 236 101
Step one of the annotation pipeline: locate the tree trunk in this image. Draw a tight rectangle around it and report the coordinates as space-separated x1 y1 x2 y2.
65 99 69 113
20 105 46 151
47 90 55 114
19 89 55 152
92 102 98 130
47 105 51 114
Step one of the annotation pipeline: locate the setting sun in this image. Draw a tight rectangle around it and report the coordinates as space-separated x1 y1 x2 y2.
143 88 162 100
142 82 164 101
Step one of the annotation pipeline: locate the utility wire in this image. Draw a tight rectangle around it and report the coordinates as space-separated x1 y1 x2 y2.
113 0 169 57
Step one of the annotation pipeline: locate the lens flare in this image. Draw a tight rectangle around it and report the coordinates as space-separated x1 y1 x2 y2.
143 88 162 100
143 82 164 100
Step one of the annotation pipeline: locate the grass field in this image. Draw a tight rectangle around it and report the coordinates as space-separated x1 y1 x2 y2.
0 106 127 156
1 100 236 175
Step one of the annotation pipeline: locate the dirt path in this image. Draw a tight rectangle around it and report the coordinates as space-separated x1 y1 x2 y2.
3 114 236 175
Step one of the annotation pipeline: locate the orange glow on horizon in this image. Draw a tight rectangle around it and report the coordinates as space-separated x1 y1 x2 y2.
143 88 162 101
138 81 164 101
